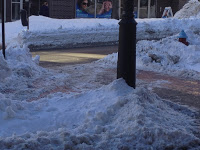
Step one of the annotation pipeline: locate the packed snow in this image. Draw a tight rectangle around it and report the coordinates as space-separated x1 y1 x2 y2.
0 0 200 149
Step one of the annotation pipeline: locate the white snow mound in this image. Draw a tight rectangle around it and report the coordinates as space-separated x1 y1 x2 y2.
174 0 200 18
0 80 199 150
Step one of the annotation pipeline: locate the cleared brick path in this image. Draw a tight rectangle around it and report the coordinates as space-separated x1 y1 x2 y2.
137 70 200 110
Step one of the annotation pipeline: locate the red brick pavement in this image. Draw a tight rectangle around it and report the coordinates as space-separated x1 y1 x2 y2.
137 70 200 110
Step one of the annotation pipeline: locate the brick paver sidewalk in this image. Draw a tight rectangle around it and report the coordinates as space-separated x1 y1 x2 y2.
137 70 200 110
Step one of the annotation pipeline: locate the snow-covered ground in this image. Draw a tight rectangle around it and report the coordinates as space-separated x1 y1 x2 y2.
0 0 200 149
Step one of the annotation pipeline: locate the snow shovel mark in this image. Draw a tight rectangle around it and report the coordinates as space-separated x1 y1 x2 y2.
27 86 81 102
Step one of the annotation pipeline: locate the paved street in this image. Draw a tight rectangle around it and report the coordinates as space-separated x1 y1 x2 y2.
31 45 118 68
138 70 200 111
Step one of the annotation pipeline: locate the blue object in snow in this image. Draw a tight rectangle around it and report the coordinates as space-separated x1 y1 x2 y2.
178 30 188 39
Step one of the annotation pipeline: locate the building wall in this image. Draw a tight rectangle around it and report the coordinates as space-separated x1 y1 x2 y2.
120 0 185 18
0 0 2 21
30 0 40 16
112 0 120 19
4 0 190 22
0 0 11 22
156 0 180 18
6 0 12 22
179 0 188 9
171 0 179 15
156 0 169 18
49 0 75 19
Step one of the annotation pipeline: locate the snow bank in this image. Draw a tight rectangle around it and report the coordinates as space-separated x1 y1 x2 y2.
0 44 45 83
97 30 200 79
20 17 200 49
0 44 70 103
0 80 199 150
4 17 120 49
0 45 44 95
1 16 200 50
136 30 200 79
174 0 200 18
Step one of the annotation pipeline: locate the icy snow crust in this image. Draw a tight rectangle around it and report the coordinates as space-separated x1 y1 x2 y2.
0 1 200 149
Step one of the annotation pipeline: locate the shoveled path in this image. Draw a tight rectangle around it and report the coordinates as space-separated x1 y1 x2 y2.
31 45 118 67
137 70 200 111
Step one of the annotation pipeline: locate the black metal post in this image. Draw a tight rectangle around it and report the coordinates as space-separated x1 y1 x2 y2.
28 1 30 30
26 0 30 30
117 0 137 88
1 0 6 58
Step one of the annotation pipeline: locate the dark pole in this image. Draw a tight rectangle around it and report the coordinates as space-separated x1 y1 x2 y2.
27 1 30 30
117 0 137 88
1 0 6 58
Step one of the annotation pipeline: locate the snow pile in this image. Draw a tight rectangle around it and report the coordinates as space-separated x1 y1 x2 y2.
96 52 118 68
0 80 199 150
174 0 200 18
0 45 43 94
136 30 200 78
0 16 119 46
21 17 200 49
15 17 119 49
0 45 71 102
96 30 200 78
5 45 44 77
1 16 200 50
0 44 45 84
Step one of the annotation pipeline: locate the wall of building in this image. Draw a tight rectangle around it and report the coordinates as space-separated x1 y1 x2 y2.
112 0 120 19
3 0 190 22
6 0 12 22
49 0 75 19
0 0 11 22
30 0 40 16
156 0 180 18
179 0 188 9
0 0 2 21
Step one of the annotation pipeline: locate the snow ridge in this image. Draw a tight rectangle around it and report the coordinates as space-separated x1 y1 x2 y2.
0 80 199 150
